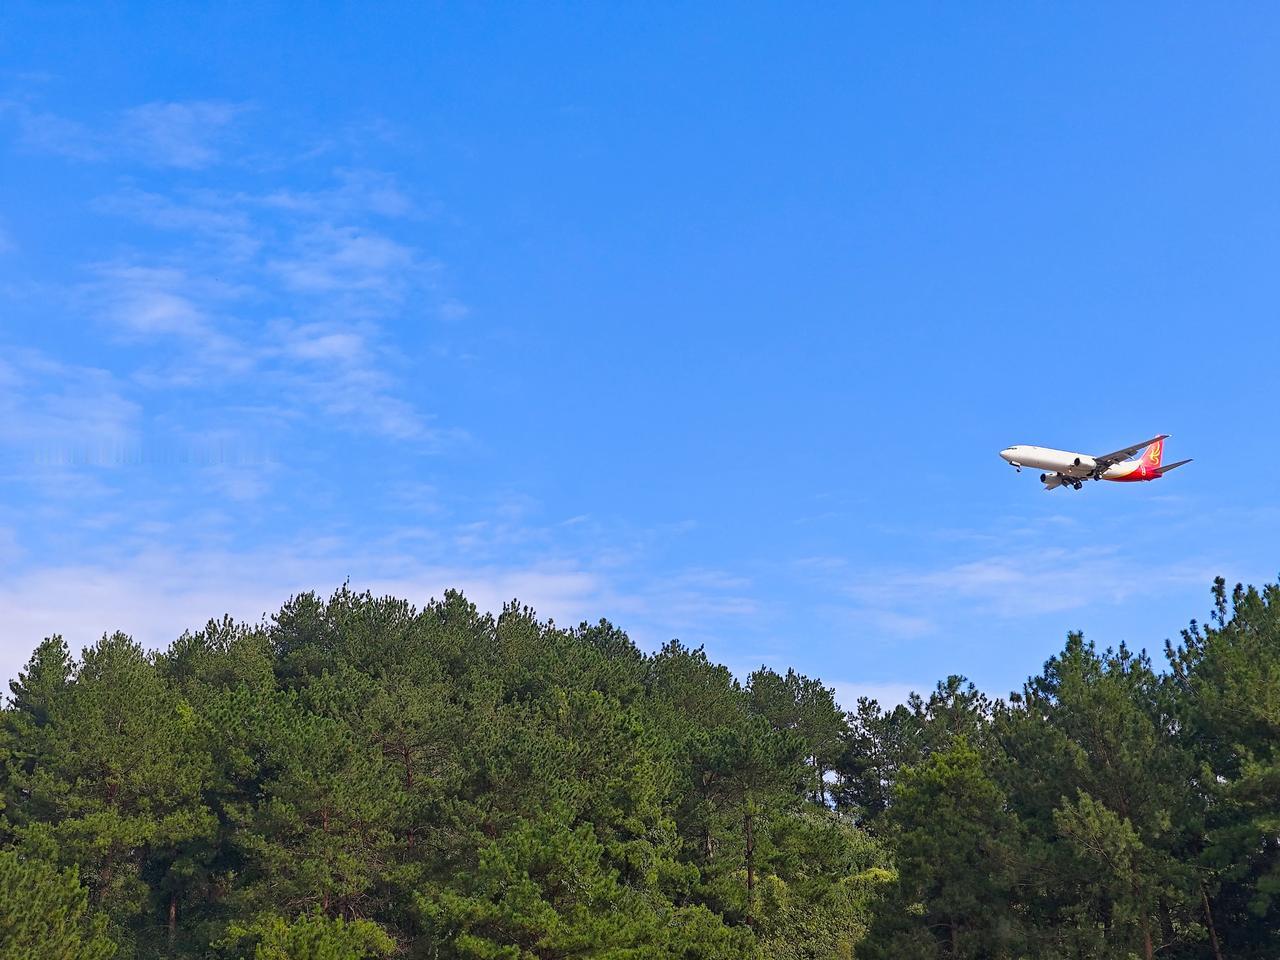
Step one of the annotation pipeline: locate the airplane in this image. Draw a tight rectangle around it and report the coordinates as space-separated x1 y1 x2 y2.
999 435 1192 491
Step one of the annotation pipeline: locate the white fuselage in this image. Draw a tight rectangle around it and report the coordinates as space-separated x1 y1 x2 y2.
998 445 1137 480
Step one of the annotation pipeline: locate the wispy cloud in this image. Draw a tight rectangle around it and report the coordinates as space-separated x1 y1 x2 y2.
830 680 921 710
0 96 468 531
275 322 367 363
0 350 142 506
0 526 22 568
0 544 609 686
0 533 777 688
268 223 427 301
92 188 258 255
83 161 455 444
0 350 139 452
258 168 419 219
10 107 102 160
6 99 246 169
851 547 1216 620
92 263 242 343
0 98 651 689
119 101 245 169
856 609 936 639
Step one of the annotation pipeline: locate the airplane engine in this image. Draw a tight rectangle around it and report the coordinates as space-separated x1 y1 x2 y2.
1072 455 1097 471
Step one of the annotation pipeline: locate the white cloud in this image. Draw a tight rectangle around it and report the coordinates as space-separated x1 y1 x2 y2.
86 256 441 442
0 494 775 688
259 168 417 219
276 322 367 363
0 350 139 452
11 108 103 160
89 263 253 379
119 101 245 169
80 147 452 445
8 99 246 169
852 547 1215 619
266 319 435 441
830 680 920 710
438 298 470 322
0 547 608 687
268 224 426 299
857 609 935 639
87 183 445 443
99 267 210 338
93 188 256 247
0 526 22 567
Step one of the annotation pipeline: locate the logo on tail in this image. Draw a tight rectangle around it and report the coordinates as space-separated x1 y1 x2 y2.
1146 438 1163 467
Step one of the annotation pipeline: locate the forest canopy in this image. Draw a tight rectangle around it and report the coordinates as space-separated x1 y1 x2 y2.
2 576 1278 959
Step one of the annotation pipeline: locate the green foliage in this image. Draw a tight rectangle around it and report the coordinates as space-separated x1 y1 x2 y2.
1166 576 1280 956
1 588 890 958
223 913 394 960
419 807 755 958
748 667 845 803
753 810 893 959
0 847 116 959
3 575 1278 958
835 675 991 821
861 738 1025 959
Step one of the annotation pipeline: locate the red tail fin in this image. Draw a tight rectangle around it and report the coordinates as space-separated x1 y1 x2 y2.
1144 438 1164 469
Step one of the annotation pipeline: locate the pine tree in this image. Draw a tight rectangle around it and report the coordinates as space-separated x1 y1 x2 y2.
747 668 846 804
6 633 217 957
1167 578 1280 956
0 847 117 960
862 738 1025 959
222 912 394 960
998 633 1203 958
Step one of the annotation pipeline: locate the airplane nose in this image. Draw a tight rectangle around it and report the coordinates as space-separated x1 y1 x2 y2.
999 447 1014 461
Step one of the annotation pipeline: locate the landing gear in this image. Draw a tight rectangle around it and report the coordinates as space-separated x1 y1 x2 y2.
1072 480 1083 490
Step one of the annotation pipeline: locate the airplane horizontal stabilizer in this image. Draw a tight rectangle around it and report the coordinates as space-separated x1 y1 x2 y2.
1157 458 1193 475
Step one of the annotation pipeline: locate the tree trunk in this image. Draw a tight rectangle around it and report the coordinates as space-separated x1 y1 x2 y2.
98 861 113 906
1141 919 1154 960
744 810 755 925
1158 895 1175 948
168 893 177 943
403 744 417 849
1201 883 1224 960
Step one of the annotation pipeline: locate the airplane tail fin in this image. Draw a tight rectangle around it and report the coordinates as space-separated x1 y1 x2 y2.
1141 437 1164 469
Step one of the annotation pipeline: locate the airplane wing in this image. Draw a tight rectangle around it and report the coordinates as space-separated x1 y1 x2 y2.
1092 434 1169 468
1157 458 1192 475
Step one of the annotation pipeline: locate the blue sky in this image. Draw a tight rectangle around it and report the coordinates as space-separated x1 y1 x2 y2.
2 4 1278 704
